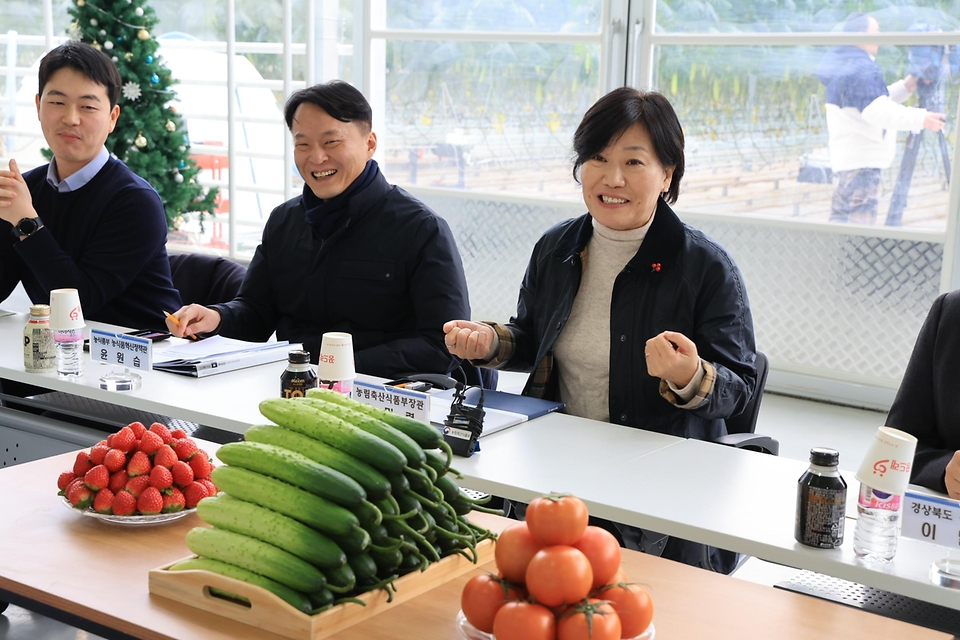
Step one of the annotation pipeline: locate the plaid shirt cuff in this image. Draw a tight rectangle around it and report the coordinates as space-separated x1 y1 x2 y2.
471 321 515 369
659 359 716 409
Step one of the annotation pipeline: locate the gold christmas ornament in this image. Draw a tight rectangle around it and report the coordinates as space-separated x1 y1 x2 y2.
92 42 101 50
134 133 147 148
125 52 134 61
165 120 176 132
137 29 151 41
173 215 185 230
77 0 85 6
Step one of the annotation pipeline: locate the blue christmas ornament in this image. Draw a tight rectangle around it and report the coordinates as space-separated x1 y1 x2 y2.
151 74 159 84
117 36 124 42
180 161 185 168
146 56 153 63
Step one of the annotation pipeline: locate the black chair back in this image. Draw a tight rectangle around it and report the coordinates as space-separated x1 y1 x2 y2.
724 351 769 435
168 253 246 307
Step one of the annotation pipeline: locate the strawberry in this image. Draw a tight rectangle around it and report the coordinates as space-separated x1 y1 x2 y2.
127 451 151 477
189 452 212 480
139 430 164 455
93 488 115 514
89 442 110 465
106 433 116 448
83 464 110 491
153 444 178 469
57 471 77 491
170 460 194 486
127 421 147 438
103 448 127 473
170 429 188 440
173 438 199 461
162 487 186 513
183 481 209 509
124 475 151 498
108 469 129 494
198 478 218 497
112 490 137 516
137 486 164 515
113 426 136 453
149 465 173 490
66 479 94 509
149 422 174 444
72 451 93 477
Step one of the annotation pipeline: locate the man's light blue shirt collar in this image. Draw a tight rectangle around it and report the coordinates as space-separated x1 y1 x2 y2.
45 146 110 193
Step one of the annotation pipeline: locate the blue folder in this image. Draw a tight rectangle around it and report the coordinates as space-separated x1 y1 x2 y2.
439 387 565 420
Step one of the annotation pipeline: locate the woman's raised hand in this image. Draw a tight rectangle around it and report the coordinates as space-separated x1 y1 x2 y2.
443 320 496 361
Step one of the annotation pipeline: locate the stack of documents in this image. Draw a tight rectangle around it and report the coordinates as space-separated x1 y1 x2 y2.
153 337 297 377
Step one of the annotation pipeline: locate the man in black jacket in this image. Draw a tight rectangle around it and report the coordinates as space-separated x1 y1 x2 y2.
167 81 469 378
887 290 960 497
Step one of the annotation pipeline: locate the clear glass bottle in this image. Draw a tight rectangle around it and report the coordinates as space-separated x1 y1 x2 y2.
795 448 847 548
23 304 56 373
853 484 902 562
281 350 318 398
54 327 85 378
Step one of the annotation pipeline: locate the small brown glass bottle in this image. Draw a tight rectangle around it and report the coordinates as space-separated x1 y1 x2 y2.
280 350 318 398
795 447 847 549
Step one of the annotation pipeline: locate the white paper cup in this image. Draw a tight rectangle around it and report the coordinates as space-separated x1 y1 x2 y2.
318 332 356 382
855 426 918 495
49 288 85 331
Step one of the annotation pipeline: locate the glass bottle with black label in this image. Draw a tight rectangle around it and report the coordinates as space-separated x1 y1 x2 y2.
281 350 318 398
795 447 847 549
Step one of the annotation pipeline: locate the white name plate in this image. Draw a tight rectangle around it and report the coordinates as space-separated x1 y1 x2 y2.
902 490 960 549
353 380 430 423
90 329 152 370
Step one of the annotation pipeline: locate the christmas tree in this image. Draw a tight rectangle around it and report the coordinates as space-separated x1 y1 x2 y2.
62 0 217 230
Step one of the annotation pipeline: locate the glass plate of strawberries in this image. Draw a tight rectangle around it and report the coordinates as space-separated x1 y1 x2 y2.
57 421 218 524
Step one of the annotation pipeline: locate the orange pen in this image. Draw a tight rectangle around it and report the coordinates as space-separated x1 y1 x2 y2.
162 310 198 341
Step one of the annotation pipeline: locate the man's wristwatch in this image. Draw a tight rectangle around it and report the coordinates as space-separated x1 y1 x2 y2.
13 217 43 239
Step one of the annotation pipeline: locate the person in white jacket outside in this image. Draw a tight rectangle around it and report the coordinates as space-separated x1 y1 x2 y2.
817 12 945 224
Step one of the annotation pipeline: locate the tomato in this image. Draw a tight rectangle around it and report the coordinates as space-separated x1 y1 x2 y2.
601 582 654 638
610 567 627 584
572 526 622 588
525 545 593 607
493 601 556 640
495 522 544 583
461 573 523 633
557 599 621 640
526 493 589 546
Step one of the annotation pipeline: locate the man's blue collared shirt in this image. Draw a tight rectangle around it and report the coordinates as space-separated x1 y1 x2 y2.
45 146 110 193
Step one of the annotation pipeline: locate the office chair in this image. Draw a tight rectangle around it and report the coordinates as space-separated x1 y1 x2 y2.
716 351 778 455
168 253 247 307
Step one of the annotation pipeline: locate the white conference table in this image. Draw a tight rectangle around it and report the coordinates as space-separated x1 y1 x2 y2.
1 310 959 612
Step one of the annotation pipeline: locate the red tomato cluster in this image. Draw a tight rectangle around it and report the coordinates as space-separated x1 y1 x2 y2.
461 494 654 640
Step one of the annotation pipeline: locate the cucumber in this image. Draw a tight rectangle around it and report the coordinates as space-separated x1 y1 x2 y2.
369 546 404 575
297 397 426 468
434 473 462 505
330 527 371 556
348 553 379 585
386 472 410 495
210 466 359 538
167 557 312 613
196 495 346 569
324 561 357 593
186 527 327 594
244 425 392 500
423 449 450 476
216 441 366 507
259 398 407 473
307 387 443 449
308 588 335 610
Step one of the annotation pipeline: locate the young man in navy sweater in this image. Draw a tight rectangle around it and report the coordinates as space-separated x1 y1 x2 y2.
0 43 180 329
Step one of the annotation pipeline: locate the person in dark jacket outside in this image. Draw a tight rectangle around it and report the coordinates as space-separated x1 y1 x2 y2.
0 43 180 330
444 87 757 574
166 81 470 378
816 12 945 225
886 290 960 498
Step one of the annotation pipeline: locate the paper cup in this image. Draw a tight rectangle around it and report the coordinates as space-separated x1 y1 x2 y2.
318 332 356 382
855 426 918 495
49 288 85 331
